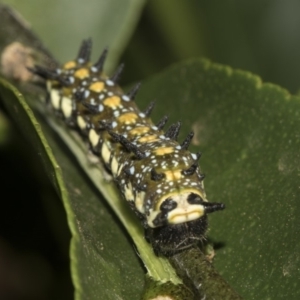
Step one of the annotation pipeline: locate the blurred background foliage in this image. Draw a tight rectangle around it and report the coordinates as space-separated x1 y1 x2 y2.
3 0 300 92
1 0 300 299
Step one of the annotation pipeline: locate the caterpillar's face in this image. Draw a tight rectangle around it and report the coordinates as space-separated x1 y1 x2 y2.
147 191 207 228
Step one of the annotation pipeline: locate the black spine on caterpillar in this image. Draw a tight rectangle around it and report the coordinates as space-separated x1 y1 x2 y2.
110 63 125 84
181 131 194 150
93 48 108 72
165 122 181 140
143 101 155 117
156 115 168 130
30 40 225 256
127 82 141 100
77 38 92 64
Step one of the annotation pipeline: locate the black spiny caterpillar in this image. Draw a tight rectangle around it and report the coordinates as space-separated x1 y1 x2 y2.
31 39 225 255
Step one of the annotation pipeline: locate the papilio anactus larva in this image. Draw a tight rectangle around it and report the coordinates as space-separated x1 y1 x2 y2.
30 39 225 255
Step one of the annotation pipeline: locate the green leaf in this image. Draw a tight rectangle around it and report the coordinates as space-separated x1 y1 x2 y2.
136 58 300 299
0 79 147 299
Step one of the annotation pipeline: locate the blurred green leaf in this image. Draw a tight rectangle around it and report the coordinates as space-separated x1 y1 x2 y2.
123 0 300 93
3 0 146 71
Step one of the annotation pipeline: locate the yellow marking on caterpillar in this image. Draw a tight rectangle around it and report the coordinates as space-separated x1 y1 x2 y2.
154 147 174 156
138 135 159 143
124 182 134 201
111 157 119 176
117 163 124 176
103 96 121 109
77 116 87 130
164 170 182 181
135 191 146 214
101 142 111 164
63 61 76 69
168 208 205 225
129 126 150 136
74 68 89 79
89 129 100 147
61 96 73 118
118 112 138 124
50 89 60 110
89 81 105 93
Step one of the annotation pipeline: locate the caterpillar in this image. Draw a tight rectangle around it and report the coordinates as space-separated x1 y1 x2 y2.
30 39 225 255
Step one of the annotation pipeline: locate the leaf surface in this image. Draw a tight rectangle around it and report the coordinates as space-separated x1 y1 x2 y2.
137 58 300 299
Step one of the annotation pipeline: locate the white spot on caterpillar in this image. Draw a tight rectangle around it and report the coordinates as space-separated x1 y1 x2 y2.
91 66 97 72
113 110 120 117
84 90 90 98
89 129 100 147
78 58 84 64
191 153 198 160
61 96 73 118
68 76 75 84
106 80 114 86
122 95 130 102
98 104 104 112
129 166 135 174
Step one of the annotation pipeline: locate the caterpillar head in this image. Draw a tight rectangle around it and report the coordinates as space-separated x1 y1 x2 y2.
146 191 224 255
